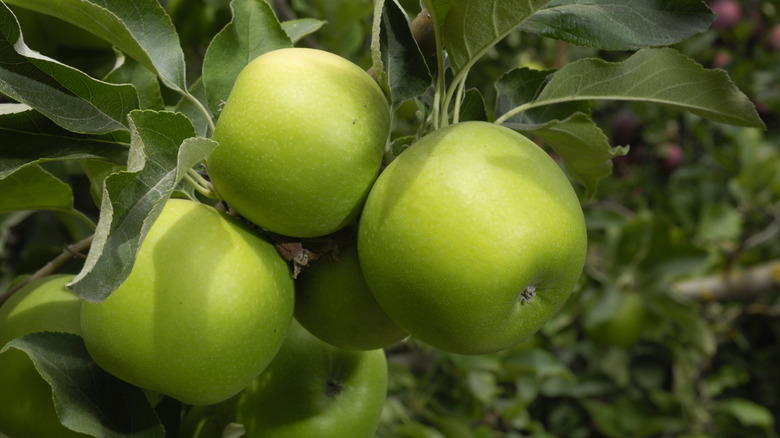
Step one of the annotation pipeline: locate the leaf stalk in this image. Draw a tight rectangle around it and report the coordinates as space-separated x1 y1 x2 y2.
184 168 219 199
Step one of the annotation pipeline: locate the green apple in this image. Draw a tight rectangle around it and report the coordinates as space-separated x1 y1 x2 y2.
584 290 646 348
0 275 88 438
80 199 295 405
294 241 407 350
180 320 388 438
358 121 587 355
208 47 391 238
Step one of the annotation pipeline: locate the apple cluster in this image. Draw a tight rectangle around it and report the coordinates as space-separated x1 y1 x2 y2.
207 48 586 358
0 48 587 437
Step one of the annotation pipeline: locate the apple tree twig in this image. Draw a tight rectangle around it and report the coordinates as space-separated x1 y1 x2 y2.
672 260 780 301
0 234 94 307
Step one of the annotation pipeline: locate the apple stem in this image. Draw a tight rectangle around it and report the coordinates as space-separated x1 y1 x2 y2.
184 169 220 199
450 75 467 125
423 2 447 131
182 91 217 136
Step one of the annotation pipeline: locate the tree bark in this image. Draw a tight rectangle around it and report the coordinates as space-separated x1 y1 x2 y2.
672 260 780 301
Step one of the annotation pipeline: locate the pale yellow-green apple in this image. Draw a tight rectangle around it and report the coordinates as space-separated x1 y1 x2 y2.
80 199 295 405
294 241 407 350
179 320 388 438
0 275 88 438
208 47 391 238
584 290 646 348
358 121 587 355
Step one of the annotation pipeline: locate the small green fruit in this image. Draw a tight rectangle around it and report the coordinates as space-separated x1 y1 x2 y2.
80 199 295 405
181 321 388 438
584 291 646 348
294 241 407 350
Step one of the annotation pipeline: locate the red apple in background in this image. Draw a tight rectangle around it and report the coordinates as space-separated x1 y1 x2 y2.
710 1 741 30
712 50 732 69
659 143 684 171
769 24 780 51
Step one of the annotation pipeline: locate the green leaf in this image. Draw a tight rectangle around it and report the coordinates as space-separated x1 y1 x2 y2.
379 0 433 109
69 111 218 302
281 18 326 43
519 0 715 50
581 400 623 437
541 377 613 398
696 202 742 245
600 348 630 389
370 0 390 95
505 348 576 381
430 416 479 438
221 424 247 438
494 66 621 196
508 48 765 129
4 0 188 93
655 295 716 355
495 67 589 128
104 51 165 111
704 365 750 398
1 332 165 438
467 370 499 405
0 164 72 212
442 0 551 76
717 398 775 430
80 159 125 209
524 113 628 197
202 0 292 114
611 210 654 267
396 421 448 438
0 105 129 180
458 88 488 122
291 0 372 58
0 4 139 134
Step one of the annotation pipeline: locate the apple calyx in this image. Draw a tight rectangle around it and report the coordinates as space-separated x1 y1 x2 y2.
324 376 345 398
518 285 537 304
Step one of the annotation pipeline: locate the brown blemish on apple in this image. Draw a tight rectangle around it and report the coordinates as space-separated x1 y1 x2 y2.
274 241 318 279
271 228 352 278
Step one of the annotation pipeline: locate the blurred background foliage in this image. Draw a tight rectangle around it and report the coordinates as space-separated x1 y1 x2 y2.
2 0 779 437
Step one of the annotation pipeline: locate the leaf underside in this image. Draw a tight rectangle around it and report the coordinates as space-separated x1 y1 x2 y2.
519 0 716 51
2 332 165 438
69 111 217 302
